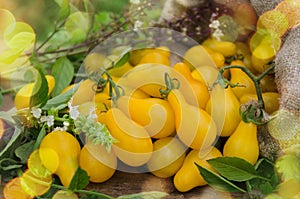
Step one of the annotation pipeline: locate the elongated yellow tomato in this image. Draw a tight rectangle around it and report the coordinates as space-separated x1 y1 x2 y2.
108 62 134 77
125 63 170 98
147 137 187 178
39 131 81 187
202 38 237 57
206 84 241 137
14 75 55 110
139 51 170 66
167 89 217 150
223 121 259 165
105 108 153 167
174 147 222 192
240 92 280 114
79 143 117 183
173 62 210 109
117 96 175 139
230 67 256 99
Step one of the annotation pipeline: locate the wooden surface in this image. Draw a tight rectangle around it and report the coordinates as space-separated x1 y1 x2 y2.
87 171 232 199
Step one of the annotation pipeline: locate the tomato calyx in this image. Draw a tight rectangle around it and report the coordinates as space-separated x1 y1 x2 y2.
239 101 269 126
160 72 180 98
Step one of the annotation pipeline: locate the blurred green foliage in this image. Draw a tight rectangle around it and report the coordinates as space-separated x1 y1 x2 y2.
10 0 129 41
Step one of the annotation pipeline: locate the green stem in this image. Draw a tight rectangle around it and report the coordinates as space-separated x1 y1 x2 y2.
51 184 115 199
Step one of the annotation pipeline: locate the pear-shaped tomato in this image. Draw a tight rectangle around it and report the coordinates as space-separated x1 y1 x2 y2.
174 147 222 192
230 67 256 99
105 108 153 167
172 62 210 109
223 120 259 165
147 137 187 178
206 84 241 137
117 96 175 139
167 89 217 151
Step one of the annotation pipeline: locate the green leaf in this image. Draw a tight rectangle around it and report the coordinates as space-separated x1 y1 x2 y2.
246 158 278 195
33 125 46 150
117 191 169 199
55 0 70 24
0 126 22 158
196 163 246 193
0 158 23 171
207 157 260 182
14 140 35 163
68 167 90 190
42 81 80 110
30 68 49 108
51 57 74 97
113 50 131 69
65 11 90 43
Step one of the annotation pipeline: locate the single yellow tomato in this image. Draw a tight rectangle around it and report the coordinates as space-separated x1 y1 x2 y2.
105 108 153 167
79 143 117 183
3 177 34 199
223 120 259 165
173 147 222 192
147 137 186 178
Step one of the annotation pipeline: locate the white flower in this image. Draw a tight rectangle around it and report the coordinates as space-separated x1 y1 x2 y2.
63 121 70 127
133 20 143 32
31 107 42 119
209 20 220 29
68 99 80 120
40 115 54 127
53 126 68 132
88 106 98 119
212 29 224 41
130 0 140 4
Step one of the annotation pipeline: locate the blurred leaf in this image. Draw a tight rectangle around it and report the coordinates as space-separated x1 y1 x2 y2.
65 11 90 43
196 163 246 193
0 48 23 64
207 157 260 182
42 81 80 110
0 158 23 171
51 57 74 97
93 11 113 31
30 68 49 108
117 191 169 199
55 0 70 24
68 167 90 190
15 140 35 163
5 32 35 51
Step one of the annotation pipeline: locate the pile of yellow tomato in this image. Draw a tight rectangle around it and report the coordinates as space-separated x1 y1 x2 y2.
5 38 281 198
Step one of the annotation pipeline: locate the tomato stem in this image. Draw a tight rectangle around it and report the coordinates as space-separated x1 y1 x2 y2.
217 62 275 125
160 73 180 98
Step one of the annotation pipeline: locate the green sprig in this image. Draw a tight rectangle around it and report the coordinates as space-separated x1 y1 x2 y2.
74 115 117 152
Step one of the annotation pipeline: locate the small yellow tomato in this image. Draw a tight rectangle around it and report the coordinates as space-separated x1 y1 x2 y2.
105 108 153 167
138 51 170 66
223 120 259 165
79 143 117 183
173 147 222 192
147 137 186 178
202 38 236 57
3 177 34 199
